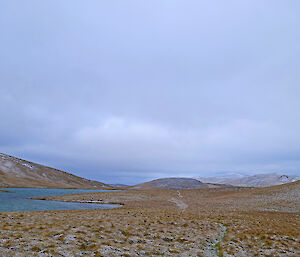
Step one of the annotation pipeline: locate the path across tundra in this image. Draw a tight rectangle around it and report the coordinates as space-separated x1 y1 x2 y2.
169 190 188 211
24 182 299 256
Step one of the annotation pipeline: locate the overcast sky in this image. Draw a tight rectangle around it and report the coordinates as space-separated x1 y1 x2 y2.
1 1 300 184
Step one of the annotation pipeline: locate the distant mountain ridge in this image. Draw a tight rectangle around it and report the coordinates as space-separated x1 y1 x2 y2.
0 153 111 189
195 173 300 188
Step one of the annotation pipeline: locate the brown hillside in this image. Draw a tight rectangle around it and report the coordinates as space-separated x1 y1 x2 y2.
0 153 111 189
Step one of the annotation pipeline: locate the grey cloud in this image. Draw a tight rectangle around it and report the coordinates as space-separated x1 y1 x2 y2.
0 1 300 184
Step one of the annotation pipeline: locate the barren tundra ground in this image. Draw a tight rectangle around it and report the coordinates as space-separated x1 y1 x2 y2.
0 182 299 256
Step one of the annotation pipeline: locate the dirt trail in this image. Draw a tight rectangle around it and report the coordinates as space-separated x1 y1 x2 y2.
205 224 227 257
177 190 183 198
169 190 187 211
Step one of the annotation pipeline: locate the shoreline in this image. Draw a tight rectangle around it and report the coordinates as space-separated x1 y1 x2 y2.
0 189 10 193
31 196 125 206
0 188 122 213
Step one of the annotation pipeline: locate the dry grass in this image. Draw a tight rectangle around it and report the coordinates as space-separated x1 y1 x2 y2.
1 182 299 256
0 208 220 256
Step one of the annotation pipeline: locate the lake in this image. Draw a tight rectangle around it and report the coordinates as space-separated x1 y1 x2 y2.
0 188 120 212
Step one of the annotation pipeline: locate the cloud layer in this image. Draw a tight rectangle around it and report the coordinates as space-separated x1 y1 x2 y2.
1 1 300 184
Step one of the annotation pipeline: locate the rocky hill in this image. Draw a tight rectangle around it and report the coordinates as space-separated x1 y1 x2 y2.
133 177 211 190
0 153 111 189
195 173 299 187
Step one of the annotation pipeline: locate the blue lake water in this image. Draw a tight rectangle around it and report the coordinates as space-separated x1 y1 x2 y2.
0 188 120 212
